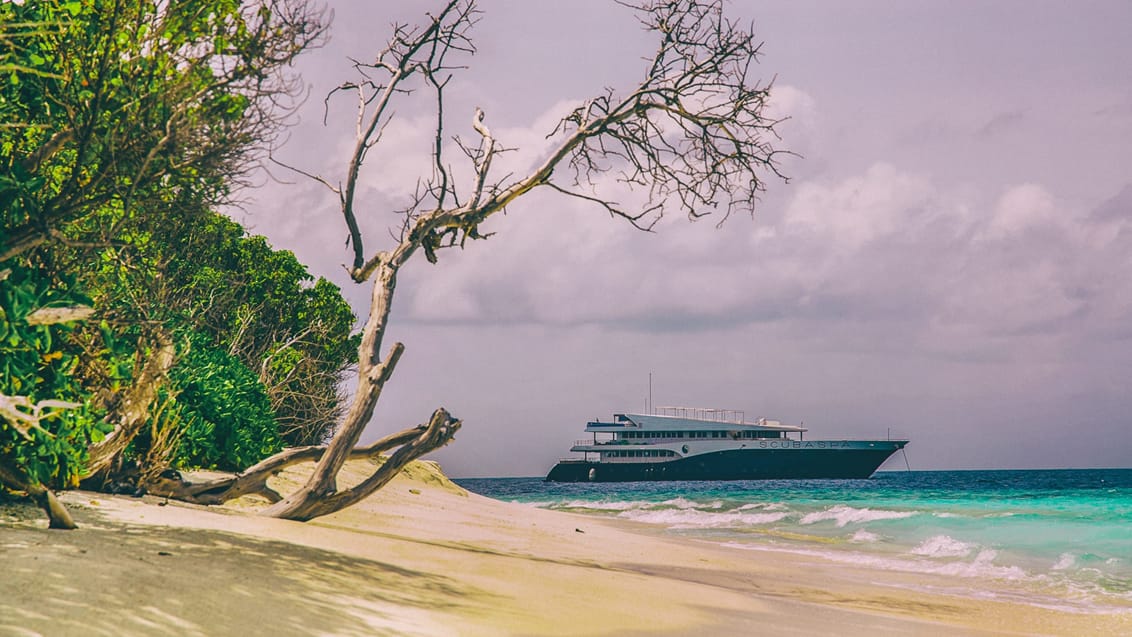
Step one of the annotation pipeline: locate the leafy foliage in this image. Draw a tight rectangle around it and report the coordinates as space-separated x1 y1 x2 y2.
58 209 358 472
159 215 359 446
2 0 341 489
170 337 282 471
79 211 359 448
0 0 326 259
0 264 107 489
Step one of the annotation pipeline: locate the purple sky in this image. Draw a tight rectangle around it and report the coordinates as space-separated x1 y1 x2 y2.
240 1 1132 476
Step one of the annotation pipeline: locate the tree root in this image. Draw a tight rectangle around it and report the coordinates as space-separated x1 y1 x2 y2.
0 464 77 530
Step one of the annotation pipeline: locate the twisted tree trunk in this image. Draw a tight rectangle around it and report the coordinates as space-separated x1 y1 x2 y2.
84 331 177 483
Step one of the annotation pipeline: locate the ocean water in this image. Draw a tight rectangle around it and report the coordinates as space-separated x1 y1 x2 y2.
455 469 1132 614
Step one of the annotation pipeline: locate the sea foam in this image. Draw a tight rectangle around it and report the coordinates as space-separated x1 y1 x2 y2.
911 535 977 558
723 541 1027 581
850 529 881 543
799 504 915 527
618 508 788 529
1053 553 1076 571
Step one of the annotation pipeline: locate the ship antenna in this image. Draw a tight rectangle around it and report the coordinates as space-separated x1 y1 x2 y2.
648 372 653 414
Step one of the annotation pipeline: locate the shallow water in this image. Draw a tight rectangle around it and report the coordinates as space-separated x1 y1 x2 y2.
456 469 1132 614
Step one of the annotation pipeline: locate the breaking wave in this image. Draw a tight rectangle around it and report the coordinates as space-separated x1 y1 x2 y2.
911 535 977 558
798 504 916 527
849 529 881 543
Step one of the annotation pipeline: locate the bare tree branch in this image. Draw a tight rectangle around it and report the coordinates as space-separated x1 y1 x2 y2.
203 0 788 522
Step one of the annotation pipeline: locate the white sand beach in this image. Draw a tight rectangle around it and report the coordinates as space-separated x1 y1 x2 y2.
2 461 1129 636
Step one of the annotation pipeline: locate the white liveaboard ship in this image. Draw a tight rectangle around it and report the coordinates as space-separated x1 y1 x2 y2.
545 407 908 482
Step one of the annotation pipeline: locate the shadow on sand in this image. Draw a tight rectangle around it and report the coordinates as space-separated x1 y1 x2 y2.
0 502 482 637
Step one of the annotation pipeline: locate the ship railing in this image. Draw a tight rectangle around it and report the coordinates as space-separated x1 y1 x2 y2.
598 456 674 464
576 439 657 447
653 406 745 423
574 438 624 447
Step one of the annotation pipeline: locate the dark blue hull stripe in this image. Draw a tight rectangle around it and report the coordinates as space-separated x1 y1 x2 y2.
545 448 902 482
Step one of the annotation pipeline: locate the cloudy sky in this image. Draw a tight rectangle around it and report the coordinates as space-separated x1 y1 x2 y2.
240 0 1132 477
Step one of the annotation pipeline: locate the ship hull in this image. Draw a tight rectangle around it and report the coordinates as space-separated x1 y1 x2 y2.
545 445 905 482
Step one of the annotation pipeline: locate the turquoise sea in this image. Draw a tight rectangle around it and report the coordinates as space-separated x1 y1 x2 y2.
456 469 1132 614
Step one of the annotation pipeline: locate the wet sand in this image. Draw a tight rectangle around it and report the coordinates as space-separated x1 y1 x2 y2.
2 460 1129 636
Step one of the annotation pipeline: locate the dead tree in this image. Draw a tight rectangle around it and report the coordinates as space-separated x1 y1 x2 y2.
157 0 788 520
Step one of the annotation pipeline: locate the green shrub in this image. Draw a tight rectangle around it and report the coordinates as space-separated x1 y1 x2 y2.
170 337 282 471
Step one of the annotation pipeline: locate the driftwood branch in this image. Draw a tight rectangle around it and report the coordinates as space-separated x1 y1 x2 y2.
145 410 460 509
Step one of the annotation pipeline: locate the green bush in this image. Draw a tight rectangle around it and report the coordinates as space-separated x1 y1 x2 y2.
170 337 282 471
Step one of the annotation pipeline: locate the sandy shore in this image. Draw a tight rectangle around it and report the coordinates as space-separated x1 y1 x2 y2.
2 461 1129 636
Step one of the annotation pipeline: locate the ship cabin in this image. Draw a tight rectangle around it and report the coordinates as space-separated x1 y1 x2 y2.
579 407 807 450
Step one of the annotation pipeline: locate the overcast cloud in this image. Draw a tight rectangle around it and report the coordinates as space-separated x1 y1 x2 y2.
240 1 1132 476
